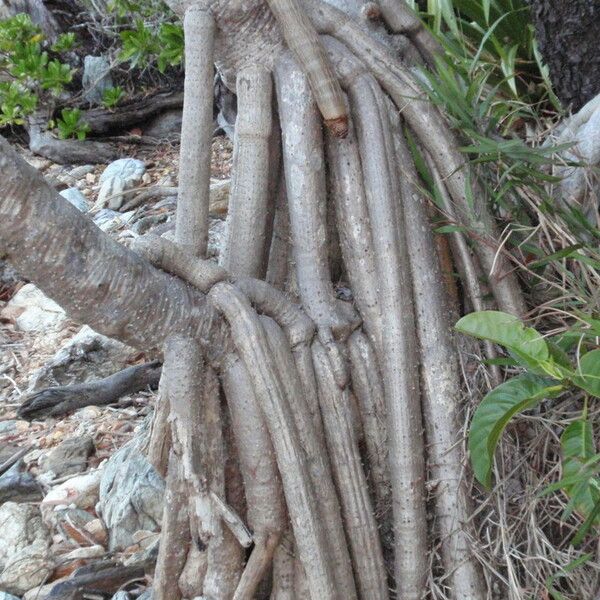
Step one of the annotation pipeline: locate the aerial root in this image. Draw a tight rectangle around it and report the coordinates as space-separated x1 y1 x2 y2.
260 315 358 599
346 56 428 599
175 4 215 256
375 0 443 66
153 451 191 600
222 64 274 278
305 0 525 316
146 375 170 477
221 355 286 600
347 330 390 519
208 282 343 600
391 121 487 599
312 339 389 600
270 528 295 600
266 0 348 136
275 52 359 387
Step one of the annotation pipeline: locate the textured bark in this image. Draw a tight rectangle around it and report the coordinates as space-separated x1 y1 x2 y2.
0 135 230 357
528 0 600 111
175 5 216 256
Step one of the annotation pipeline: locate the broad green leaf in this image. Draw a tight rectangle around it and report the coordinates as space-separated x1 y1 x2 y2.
456 310 550 371
469 374 562 488
559 419 600 531
572 349 600 397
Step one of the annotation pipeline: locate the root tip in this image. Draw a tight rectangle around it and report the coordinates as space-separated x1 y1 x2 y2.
325 115 349 138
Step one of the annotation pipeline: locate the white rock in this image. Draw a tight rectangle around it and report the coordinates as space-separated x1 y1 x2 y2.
0 592 21 600
0 503 53 595
42 470 103 509
4 284 66 332
60 187 90 212
98 159 145 210
61 544 105 561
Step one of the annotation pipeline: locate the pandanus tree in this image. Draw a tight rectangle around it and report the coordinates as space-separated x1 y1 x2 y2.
0 0 528 598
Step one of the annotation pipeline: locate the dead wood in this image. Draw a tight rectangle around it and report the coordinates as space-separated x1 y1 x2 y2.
17 361 162 420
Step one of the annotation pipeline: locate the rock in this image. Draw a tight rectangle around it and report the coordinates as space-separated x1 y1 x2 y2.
27 325 133 392
97 441 164 551
0 420 17 435
0 592 21 600
2 284 66 332
42 469 103 509
82 56 113 104
98 159 145 210
111 593 131 600
208 217 226 258
209 179 230 216
59 188 90 213
39 436 94 478
143 109 182 140
60 544 105 561
68 165 95 179
0 503 53 595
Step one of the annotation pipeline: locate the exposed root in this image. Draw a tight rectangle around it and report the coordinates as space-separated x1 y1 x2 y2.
153 452 191 600
208 281 341 600
266 0 348 135
376 0 443 66
222 64 274 278
392 125 487 599
259 314 358 600
305 0 526 316
312 339 389 600
270 529 295 600
175 4 215 256
345 58 428 599
134 234 228 292
275 52 357 386
347 330 390 519
221 354 286 600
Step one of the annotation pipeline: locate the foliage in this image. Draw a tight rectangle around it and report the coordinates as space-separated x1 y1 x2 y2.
119 20 183 73
51 32 76 54
102 85 125 109
0 14 75 130
456 311 600 541
55 108 90 140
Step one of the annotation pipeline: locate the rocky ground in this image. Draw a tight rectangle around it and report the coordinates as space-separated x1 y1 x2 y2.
0 135 233 599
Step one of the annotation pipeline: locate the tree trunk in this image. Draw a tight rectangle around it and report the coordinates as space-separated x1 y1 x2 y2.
528 0 600 111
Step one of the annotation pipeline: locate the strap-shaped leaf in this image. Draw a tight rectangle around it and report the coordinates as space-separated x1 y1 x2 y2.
469 373 562 488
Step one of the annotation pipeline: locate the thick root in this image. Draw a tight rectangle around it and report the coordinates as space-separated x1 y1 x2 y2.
209 282 342 600
153 452 191 600
175 4 215 256
266 0 348 135
393 127 487 599
222 64 274 278
312 339 389 600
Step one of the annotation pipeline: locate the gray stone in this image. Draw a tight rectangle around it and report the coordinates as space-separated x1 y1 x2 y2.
39 436 94 477
143 109 182 140
0 592 21 600
27 325 134 392
82 56 113 104
0 503 53 595
60 187 89 212
97 441 164 551
111 593 131 600
98 158 145 210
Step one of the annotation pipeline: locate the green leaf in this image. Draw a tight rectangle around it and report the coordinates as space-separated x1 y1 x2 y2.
456 310 550 371
558 419 600 532
572 349 600 397
469 374 562 488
